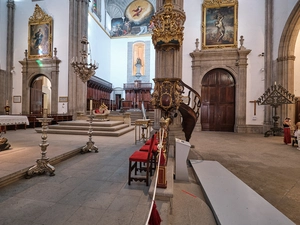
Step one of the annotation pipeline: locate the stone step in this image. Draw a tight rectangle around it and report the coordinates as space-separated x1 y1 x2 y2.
57 120 124 127
35 126 134 137
35 120 134 137
48 123 129 131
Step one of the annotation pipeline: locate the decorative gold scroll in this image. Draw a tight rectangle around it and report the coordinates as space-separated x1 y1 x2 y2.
151 0 186 51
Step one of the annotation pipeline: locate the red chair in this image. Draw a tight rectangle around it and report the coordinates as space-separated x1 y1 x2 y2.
128 133 156 186
139 134 158 172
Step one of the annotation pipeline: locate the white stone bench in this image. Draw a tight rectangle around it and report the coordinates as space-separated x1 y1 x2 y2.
190 160 295 225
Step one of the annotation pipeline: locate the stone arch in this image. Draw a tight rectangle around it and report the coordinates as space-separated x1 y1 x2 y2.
29 74 52 114
277 1 300 122
19 58 61 114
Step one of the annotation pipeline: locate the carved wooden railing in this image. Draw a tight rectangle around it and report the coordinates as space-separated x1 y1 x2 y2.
177 80 201 141
178 80 201 120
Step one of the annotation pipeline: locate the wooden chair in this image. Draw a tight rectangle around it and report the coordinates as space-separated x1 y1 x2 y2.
139 137 158 172
128 133 156 186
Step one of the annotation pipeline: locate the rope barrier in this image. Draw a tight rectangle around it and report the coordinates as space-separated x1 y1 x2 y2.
145 127 164 225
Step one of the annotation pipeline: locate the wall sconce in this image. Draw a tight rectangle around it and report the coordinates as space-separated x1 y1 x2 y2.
258 53 264 57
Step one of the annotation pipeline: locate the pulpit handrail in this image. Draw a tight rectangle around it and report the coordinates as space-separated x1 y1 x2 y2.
178 80 201 120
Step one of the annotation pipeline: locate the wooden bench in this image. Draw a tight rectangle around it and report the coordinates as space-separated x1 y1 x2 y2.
190 160 295 225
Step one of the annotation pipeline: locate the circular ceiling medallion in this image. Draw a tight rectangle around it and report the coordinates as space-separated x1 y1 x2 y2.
125 0 154 26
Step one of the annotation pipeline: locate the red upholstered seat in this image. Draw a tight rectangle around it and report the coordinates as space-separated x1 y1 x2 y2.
128 133 156 186
139 144 158 152
145 139 158 145
129 150 151 162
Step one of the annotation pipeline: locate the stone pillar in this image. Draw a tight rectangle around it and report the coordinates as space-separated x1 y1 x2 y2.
4 0 15 112
263 0 274 131
68 0 89 120
235 49 251 132
153 0 185 145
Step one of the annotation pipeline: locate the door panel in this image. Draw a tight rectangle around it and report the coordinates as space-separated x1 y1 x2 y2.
201 69 235 132
30 79 43 114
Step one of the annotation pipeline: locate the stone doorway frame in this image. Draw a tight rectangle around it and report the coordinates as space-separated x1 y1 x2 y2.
190 48 254 133
19 58 61 114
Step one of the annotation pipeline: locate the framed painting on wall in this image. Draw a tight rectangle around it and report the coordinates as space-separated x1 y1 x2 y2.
28 4 53 59
202 0 238 49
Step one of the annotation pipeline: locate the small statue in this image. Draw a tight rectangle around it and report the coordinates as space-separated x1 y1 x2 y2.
135 57 142 77
0 137 11 151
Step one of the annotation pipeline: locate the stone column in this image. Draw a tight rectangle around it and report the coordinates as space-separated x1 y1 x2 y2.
235 49 251 132
4 0 15 112
263 0 274 131
153 0 185 145
68 0 89 120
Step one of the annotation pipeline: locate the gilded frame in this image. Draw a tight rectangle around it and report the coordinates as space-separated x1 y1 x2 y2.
59 96 68 103
202 0 238 49
28 4 53 59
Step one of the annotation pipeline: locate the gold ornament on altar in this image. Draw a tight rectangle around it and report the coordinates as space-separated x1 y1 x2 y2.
151 78 183 112
150 0 186 51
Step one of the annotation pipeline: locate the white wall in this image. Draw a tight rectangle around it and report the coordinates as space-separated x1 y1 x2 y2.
0 1 7 71
110 35 155 98
88 14 111 82
238 0 265 124
12 1 69 114
182 0 201 88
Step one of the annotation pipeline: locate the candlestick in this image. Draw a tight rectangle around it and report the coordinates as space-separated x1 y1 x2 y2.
275 81 276 85
90 99 93 111
6 100 8 105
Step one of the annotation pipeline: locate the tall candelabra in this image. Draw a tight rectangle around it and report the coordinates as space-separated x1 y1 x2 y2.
26 109 55 178
71 36 98 153
82 109 98 153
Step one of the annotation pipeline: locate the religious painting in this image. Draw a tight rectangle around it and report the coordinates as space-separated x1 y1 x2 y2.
28 4 53 59
202 0 238 49
110 0 154 37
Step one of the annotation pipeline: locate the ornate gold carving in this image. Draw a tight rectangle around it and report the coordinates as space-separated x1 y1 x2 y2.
151 0 186 51
151 78 183 112
203 0 237 7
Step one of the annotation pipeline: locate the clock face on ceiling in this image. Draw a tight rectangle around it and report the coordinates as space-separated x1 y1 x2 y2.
125 0 154 26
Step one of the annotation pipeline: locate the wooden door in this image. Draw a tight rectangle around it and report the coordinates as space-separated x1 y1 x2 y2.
201 69 235 131
30 79 43 114
295 98 300 123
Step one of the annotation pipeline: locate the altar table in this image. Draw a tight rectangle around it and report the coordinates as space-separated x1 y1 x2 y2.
0 116 29 151
0 115 30 126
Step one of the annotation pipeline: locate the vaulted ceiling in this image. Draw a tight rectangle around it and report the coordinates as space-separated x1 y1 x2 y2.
105 0 156 19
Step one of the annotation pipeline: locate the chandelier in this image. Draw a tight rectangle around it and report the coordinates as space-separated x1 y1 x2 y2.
71 36 98 83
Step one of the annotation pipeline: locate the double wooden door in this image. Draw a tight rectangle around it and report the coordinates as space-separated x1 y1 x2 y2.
201 69 235 132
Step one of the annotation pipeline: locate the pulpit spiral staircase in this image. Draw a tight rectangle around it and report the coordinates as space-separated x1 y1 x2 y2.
177 80 201 142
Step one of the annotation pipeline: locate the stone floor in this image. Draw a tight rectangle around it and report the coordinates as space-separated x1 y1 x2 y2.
0 128 299 224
